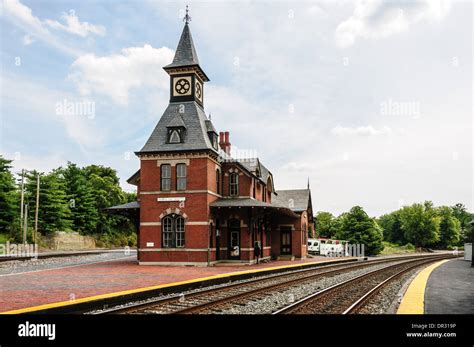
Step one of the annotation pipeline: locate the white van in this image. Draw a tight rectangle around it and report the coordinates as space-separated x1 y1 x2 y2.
308 238 348 257
308 238 319 254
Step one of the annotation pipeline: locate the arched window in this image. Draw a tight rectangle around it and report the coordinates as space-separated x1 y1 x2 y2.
169 130 181 143
216 169 221 194
229 173 239 196
162 215 185 248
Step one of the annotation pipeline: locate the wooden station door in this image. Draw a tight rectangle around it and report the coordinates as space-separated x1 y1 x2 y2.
280 227 292 255
228 219 240 260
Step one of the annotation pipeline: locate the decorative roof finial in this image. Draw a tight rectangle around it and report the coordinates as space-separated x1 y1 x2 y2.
208 112 212 120
307 177 310 190
183 5 191 25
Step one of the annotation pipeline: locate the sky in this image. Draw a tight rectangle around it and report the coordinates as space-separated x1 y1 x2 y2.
0 0 472 217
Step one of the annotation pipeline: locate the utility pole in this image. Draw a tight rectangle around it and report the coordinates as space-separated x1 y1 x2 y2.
19 169 25 241
23 204 28 243
34 174 40 244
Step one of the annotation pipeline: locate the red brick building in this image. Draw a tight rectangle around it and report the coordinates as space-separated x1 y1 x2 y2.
110 19 314 266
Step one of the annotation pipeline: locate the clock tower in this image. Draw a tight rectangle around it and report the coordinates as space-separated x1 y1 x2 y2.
163 11 209 106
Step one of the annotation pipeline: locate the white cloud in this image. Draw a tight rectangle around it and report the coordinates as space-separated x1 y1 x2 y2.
335 0 452 47
45 11 106 37
6 152 67 175
331 125 392 136
1 73 105 149
22 34 34 45
68 45 174 105
1 0 104 56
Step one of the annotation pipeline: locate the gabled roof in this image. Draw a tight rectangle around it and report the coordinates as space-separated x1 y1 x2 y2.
167 114 186 128
127 169 140 186
233 158 275 192
137 101 217 154
273 189 312 213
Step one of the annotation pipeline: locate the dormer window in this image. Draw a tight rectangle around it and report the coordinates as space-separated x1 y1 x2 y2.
170 130 180 143
167 127 185 144
211 133 218 150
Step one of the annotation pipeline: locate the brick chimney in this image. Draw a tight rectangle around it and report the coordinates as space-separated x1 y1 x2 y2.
219 131 231 154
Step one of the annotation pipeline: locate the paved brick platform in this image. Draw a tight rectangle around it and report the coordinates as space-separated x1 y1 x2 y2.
0 256 346 312
425 259 474 314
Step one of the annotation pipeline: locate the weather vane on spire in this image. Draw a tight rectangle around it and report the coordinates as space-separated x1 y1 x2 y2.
183 5 191 24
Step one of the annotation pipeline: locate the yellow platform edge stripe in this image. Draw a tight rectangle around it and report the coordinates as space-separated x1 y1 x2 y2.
1 257 358 314
397 259 451 314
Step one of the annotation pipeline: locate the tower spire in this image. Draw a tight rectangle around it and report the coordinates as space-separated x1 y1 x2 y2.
183 5 191 25
307 177 310 190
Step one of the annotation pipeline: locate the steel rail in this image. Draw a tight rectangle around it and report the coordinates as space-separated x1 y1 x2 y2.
272 255 454 315
95 254 451 314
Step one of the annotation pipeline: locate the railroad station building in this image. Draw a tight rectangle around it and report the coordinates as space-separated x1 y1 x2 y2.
110 17 314 266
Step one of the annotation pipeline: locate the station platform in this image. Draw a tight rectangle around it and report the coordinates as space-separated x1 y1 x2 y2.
398 258 473 314
0 255 355 313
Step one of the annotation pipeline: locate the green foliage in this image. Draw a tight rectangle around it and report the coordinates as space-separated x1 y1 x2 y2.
0 157 136 246
315 211 334 238
0 156 18 233
452 203 474 243
399 201 440 247
436 206 461 248
381 241 415 255
60 163 99 234
83 164 130 236
377 210 405 245
333 206 384 255
25 170 73 234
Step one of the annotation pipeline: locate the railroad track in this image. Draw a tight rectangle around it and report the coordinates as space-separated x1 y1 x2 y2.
92 253 454 315
273 255 452 314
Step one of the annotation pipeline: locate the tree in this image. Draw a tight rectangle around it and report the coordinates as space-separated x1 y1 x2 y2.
25 170 72 235
334 206 384 255
452 203 470 225
435 206 461 248
60 163 99 234
399 201 440 248
315 212 334 238
83 164 128 235
0 156 18 233
452 203 474 243
378 210 405 244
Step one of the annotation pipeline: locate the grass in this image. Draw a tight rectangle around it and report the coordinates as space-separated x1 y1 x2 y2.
381 241 416 255
0 233 10 244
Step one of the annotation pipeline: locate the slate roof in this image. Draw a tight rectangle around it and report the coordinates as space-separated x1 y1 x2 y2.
163 23 209 81
210 198 298 217
233 158 274 191
137 101 218 154
105 201 140 210
205 119 217 133
164 23 200 68
167 114 186 128
126 169 140 186
272 189 312 213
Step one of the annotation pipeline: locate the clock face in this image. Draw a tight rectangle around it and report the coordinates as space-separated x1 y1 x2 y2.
195 81 202 101
173 77 192 96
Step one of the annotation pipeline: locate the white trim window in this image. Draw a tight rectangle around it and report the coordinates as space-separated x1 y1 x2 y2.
229 173 239 196
161 164 171 191
162 215 185 248
176 163 187 191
